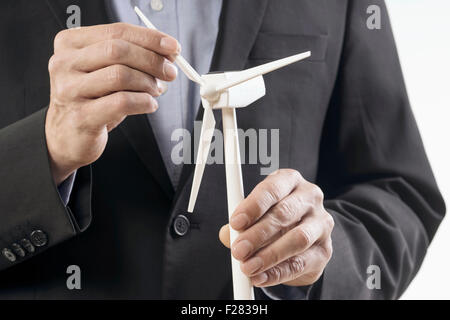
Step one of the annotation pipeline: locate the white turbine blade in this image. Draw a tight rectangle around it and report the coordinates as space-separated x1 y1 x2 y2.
134 6 204 85
215 51 311 92
173 55 205 84
134 6 157 29
187 103 216 213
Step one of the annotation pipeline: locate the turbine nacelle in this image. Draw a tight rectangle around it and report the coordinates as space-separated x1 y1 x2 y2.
200 73 266 109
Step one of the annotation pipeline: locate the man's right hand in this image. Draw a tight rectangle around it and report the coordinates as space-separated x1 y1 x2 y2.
45 23 180 185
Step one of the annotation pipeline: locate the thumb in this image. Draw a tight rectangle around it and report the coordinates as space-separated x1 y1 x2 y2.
219 224 231 248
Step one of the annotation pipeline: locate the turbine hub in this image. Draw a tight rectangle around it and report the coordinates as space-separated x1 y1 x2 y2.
200 83 221 102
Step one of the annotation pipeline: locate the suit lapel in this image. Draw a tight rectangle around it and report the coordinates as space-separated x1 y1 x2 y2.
210 0 269 72
175 0 269 201
119 115 174 198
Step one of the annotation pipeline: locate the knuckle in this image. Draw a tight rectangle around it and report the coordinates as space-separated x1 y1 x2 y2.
106 23 126 39
113 92 132 113
272 200 295 227
265 248 280 268
52 81 68 100
48 54 62 74
65 81 79 100
265 182 283 204
52 82 64 100
254 194 272 217
288 256 305 276
254 225 272 245
252 179 285 214
254 196 268 215
105 39 128 61
270 169 281 176
285 168 303 182
266 266 283 283
324 213 335 234
132 27 153 47
311 184 324 204
321 239 333 261
267 212 283 233
147 52 157 66
142 93 154 109
108 65 129 86
146 77 159 96
292 226 312 248
54 30 69 50
148 53 164 74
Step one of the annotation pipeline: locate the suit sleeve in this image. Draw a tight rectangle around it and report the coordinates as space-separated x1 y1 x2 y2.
0 107 92 271
310 0 445 299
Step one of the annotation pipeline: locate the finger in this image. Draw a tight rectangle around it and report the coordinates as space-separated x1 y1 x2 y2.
84 91 158 129
250 245 328 287
230 169 303 231
219 225 230 249
73 39 178 81
240 216 323 276
157 80 169 95
231 190 310 260
55 23 180 56
79 65 161 98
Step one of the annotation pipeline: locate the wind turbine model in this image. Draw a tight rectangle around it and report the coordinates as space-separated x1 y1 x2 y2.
135 7 311 300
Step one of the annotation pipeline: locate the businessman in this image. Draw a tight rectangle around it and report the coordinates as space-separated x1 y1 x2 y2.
0 0 445 299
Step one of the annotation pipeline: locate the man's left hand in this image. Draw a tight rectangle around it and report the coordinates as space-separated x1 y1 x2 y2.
219 169 334 288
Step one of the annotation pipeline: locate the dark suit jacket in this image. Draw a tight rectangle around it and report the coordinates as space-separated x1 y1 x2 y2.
0 0 445 299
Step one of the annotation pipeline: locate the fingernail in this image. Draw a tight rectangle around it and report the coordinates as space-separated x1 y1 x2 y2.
163 61 178 79
156 80 168 95
232 240 253 260
230 214 249 230
252 272 268 286
150 96 159 112
243 257 263 275
160 37 178 52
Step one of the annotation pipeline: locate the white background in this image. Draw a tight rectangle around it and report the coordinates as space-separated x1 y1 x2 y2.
386 0 450 299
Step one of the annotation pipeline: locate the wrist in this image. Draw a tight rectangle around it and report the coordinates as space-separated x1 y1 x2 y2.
45 111 79 185
47 150 77 186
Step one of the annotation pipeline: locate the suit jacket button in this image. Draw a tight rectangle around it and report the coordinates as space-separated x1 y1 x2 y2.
2 248 16 262
11 243 26 258
30 230 48 247
20 239 35 253
173 214 190 236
